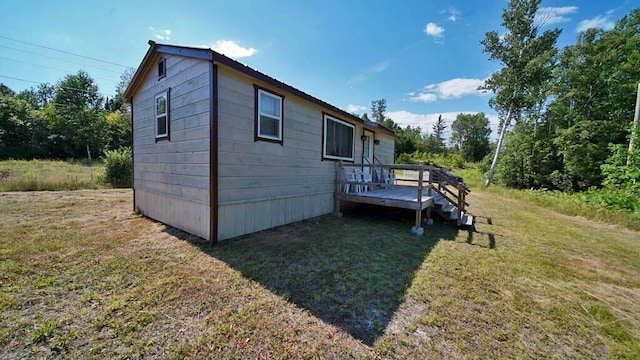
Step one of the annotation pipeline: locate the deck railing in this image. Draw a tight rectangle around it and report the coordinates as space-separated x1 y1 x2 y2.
336 161 470 226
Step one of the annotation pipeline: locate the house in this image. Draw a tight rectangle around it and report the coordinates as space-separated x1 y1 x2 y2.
124 41 396 242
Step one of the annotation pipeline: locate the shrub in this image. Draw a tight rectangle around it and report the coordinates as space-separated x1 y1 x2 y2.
396 153 415 164
579 188 640 214
104 147 132 188
399 151 465 170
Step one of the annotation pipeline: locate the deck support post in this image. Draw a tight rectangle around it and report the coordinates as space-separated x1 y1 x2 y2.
424 183 433 225
457 184 463 226
413 161 425 235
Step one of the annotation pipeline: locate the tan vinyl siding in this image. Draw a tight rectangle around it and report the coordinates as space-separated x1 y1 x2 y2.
217 193 333 240
216 66 360 204
374 132 395 164
216 67 365 239
136 189 210 239
132 54 211 240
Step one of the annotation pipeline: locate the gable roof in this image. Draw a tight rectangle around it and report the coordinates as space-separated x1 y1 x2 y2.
124 41 396 138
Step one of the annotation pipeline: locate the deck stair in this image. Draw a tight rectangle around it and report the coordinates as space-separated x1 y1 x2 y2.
431 191 474 227
429 169 474 228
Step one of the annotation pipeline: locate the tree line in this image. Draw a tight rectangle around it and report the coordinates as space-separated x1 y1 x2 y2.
481 1 639 192
0 69 134 160
363 3 638 198
358 98 493 167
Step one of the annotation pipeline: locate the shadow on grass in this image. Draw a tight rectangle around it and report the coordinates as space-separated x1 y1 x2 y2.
466 230 496 249
466 216 497 249
193 204 459 345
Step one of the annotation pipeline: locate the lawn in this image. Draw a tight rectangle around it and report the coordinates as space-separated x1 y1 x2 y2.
0 159 105 191
1 188 638 358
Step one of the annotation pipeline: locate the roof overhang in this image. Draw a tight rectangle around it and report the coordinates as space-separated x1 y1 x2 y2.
124 41 396 138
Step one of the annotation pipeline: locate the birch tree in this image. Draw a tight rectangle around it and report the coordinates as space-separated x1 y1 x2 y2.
480 0 559 187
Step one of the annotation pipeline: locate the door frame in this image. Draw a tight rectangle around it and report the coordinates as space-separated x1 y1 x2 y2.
362 129 374 174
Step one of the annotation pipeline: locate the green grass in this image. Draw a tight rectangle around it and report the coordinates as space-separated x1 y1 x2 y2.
207 206 457 345
454 166 640 231
0 188 638 358
30 320 61 343
0 159 105 191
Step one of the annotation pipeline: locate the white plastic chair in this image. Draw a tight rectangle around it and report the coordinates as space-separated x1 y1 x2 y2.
382 169 396 187
353 169 364 193
343 169 356 193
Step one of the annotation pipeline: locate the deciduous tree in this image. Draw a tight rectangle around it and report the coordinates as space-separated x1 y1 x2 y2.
480 0 560 186
450 113 491 162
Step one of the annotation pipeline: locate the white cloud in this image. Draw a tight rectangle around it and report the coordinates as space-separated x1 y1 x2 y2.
436 78 486 99
150 27 172 41
535 6 579 26
370 61 390 73
424 22 445 38
409 93 438 103
444 7 461 22
577 15 615 32
209 40 258 59
347 104 367 113
385 110 500 141
409 78 486 103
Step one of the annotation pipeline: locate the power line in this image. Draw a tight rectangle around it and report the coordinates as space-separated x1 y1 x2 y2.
0 45 123 74
1 75 43 84
0 56 117 83
0 35 134 69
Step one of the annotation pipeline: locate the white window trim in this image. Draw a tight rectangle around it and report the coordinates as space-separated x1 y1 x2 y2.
257 89 283 141
155 90 169 139
323 114 355 161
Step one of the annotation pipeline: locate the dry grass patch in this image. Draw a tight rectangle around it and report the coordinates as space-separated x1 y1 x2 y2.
0 190 376 358
0 159 104 191
377 190 640 359
1 187 639 358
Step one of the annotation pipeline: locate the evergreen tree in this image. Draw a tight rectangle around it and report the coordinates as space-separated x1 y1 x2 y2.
431 114 447 152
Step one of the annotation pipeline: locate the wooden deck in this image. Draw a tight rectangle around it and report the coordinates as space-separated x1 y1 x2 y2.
335 162 473 232
335 186 434 211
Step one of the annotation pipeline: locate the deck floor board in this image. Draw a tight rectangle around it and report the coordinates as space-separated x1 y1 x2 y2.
336 185 434 210
350 185 432 202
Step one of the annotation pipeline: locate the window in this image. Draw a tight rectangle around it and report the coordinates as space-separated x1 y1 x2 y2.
158 58 166 79
323 114 355 161
254 86 284 144
155 89 170 140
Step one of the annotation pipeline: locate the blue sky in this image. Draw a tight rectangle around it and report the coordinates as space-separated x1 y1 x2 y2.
1 0 638 139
